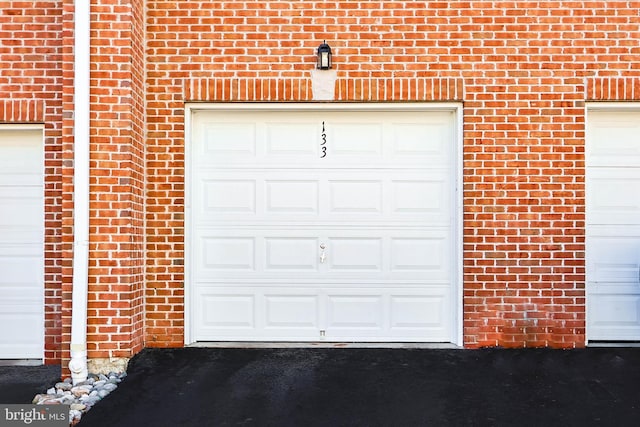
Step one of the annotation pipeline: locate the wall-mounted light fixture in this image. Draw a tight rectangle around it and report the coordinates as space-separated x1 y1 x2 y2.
317 41 332 70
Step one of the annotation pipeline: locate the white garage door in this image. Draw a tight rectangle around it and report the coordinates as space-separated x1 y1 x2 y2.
0 128 44 359
187 105 459 343
587 109 640 341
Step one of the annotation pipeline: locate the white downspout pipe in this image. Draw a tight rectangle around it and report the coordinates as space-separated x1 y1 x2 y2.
69 0 90 385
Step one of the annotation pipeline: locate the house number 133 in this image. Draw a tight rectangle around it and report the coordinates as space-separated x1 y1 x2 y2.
320 121 327 158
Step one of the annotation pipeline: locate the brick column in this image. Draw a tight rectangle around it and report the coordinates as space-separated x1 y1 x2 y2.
61 0 145 374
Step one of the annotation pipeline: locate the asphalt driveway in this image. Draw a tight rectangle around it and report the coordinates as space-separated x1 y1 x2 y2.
70 347 640 427
0 363 60 404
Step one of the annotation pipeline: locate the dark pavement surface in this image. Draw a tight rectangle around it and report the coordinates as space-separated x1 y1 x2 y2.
2 348 640 426
75 347 640 427
0 364 60 404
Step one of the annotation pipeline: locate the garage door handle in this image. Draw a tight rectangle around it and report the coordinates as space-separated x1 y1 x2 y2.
320 244 326 264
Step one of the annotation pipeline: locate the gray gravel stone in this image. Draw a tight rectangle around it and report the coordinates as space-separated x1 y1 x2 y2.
69 409 83 421
32 371 127 425
55 381 72 391
60 395 75 405
32 394 47 404
70 403 86 411
84 396 101 407
71 385 92 397
103 382 117 392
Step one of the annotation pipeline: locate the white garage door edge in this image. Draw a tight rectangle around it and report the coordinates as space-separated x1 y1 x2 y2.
586 102 640 345
183 103 464 347
0 124 44 362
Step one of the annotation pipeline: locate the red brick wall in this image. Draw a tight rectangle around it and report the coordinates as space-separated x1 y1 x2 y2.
0 1 64 364
58 0 146 372
5 1 640 365
82 0 146 362
146 0 640 349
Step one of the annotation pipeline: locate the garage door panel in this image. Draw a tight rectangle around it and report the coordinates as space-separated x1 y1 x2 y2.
327 238 382 272
328 295 383 328
588 292 640 340
587 235 640 283
0 256 43 284
200 237 256 272
201 179 257 214
592 296 640 323
266 180 319 214
328 122 383 157
392 178 449 215
0 285 42 310
198 121 257 158
0 228 42 247
200 293 256 329
265 122 319 157
0 312 42 358
587 112 640 167
390 295 446 328
391 121 451 161
264 295 320 329
265 237 319 271
587 169 640 225
0 186 42 226
391 237 447 272
0 131 42 172
0 173 41 186
328 180 382 213
0 204 42 228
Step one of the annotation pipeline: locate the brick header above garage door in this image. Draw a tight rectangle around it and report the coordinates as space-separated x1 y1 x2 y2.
585 78 640 101
0 100 45 123
184 77 464 102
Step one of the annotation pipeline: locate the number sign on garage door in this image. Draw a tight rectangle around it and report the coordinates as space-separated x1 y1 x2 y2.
186 105 460 343
0 127 44 359
587 108 640 341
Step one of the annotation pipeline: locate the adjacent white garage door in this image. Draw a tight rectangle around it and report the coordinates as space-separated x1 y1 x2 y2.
0 128 44 359
187 105 459 343
587 108 640 341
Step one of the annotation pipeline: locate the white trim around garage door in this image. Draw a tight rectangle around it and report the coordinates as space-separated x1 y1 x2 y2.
183 103 464 346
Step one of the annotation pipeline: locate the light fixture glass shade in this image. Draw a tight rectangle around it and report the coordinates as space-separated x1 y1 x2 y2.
317 42 332 70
